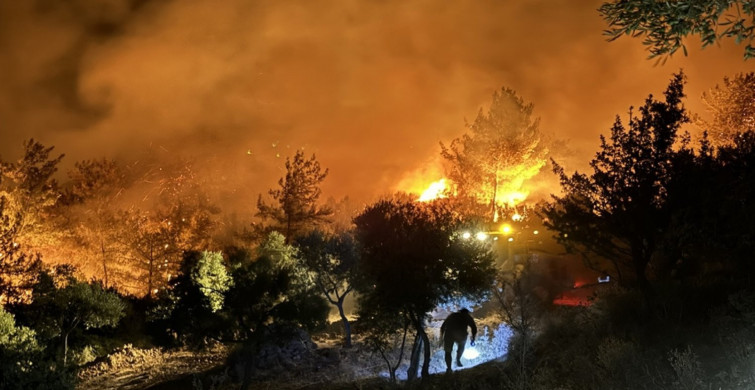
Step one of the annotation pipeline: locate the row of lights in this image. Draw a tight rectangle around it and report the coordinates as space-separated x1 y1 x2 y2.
460 224 539 242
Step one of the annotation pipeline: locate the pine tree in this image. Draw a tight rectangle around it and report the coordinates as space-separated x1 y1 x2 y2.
441 88 548 221
256 151 332 242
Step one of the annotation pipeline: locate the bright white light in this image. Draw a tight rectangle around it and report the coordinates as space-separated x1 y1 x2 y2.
475 232 488 241
512 213 522 221
508 237 514 242
462 346 480 359
462 232 471 239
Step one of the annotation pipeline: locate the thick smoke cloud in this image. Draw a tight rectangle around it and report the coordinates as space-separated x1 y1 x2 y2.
0 0 751 211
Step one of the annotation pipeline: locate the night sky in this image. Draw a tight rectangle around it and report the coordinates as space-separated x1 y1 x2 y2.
0 0 751 210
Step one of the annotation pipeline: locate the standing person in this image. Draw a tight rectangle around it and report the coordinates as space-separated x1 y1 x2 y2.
440 308 477 372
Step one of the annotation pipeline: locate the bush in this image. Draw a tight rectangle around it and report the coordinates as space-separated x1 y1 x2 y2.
0 307 73 390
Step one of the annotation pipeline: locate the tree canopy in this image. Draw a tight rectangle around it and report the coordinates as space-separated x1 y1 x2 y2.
26 269 125 366
192 251 232 313
224 232 329 341
354 197 495 379
600 0 755 60
59 158 129 289
0 307 72 390
295 229 359 347
149 250 233 347
0 139 64 255
0 194 41 305
120 177 217 297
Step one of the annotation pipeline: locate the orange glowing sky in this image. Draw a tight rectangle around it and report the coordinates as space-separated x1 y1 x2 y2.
0 0 751 211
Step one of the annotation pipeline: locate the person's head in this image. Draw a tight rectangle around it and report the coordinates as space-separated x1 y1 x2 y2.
460 308 470 314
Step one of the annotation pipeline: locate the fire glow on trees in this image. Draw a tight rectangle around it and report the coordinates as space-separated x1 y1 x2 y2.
412 87 550 217
413 176 533 207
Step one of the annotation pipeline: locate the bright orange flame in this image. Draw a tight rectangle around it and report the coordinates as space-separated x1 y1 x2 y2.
496 190 528 206
418 179 448 202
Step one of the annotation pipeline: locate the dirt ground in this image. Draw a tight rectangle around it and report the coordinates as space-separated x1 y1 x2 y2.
77 314 509 390
76 338 389 390
77 344 230 390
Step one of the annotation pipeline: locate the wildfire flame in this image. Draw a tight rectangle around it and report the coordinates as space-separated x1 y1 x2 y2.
415 179 532 205
497 190 528 205
418 179 448 202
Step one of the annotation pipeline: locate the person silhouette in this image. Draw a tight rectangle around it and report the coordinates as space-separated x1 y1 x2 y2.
440 308 477 372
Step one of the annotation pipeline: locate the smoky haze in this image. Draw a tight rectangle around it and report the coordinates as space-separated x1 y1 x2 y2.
0 0 751 213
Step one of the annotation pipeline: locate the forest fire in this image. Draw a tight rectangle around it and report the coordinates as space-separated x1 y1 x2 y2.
418 179 448 202
412 177 531 206
1 0 753 388
496 190 528 206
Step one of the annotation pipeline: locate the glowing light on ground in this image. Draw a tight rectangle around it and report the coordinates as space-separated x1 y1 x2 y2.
378 322 513 379
462 346 480 359
418 179 448 202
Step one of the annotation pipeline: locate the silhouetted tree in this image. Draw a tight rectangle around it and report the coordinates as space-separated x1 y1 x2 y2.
295 229 358 347
441 88 548 221
713 131 755 275
665 130 755 280
542 73 689 287
354 197 495 380
600 0 755 60
256 151 332 243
